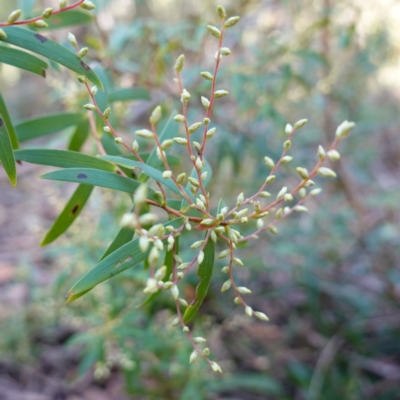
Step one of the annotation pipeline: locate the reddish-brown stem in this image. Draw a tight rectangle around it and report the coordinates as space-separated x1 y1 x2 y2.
0 0 86 27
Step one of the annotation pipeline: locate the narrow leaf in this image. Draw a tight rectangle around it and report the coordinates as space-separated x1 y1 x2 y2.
99 223 135 261
0 45 48 77
31 10 93 30
67 119 90 151
0 93 19 149
15 112 87 142
0 26 102 88
67 218 185 300
14 149 116 171
183 239 215 323
0 115 17 186
108 87 150 103
41 168 158 201
41 184 94 246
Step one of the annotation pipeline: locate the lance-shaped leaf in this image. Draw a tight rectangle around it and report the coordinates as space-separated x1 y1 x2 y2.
0 45 48 77
99 155 194 201
14 149 116 171
108 87 150 103
0 26 102 88
41 168 158 201
0 115 17 186
68 119 90 151
41 184 94 246
15 112 87 142
0 93 19 149
66 217 185 301
183 239 215 323
30 10 93 30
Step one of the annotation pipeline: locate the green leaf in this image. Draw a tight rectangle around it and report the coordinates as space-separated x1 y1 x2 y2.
41 168 158 201
14 149 116 171
15 112 87 142
99 155 194 201
0 26 103 88
41 184 94 246
0 115 17 186
0 93 19 149
67 218 185 300
108 87 150 102
183 238 215 323
67 119 90 151
0 45 48 77
32 10 94 30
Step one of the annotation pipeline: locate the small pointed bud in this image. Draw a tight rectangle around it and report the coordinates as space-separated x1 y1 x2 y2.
139 236 149 253
264 156 275 169
234 297 241 304
203 347 210 356
173 137 188 146
209 230 217 243
139 213 159 226
197 251 204 265
90 85 98 95
135 184 148 205
218 249 230 259
171 317 180 327
221 266 229 273
83 103 96 111
294 119 308 129
254 311 269 321
259 191 271 198
225 16 240 28
235 208 248 219
120 213 137 230
160 139 173 150
327 149 341 161
336 120 355 139
42 8 53 18
233 257 244 266
281 155 293 164
188 122 202 134
201 172 208 181
206 127 216 139
103 107 111 119
148 246 160 265
60 0 68 8
171 285 179 300
131 140 139 152
220 47 231 55
268 225 278 235
176 173 186 184
201 96 210 110
194 336 207 344
189 351 198 364
276 208 283 219
163 281 174 290
276 186 287 200
80 1 96 10
257 219 264 229
77 47 88 58
214 90 229 98
237 287 251 294
155 266 167 280
191 240 205 249
178 298 188 307
283 140 291 150
207 25 221 38
31 20 48 28
203 117 210 125
310 188 322 196
0 29 7 39
299 188 307 198
77 75 87 83
318 145 326 160
295 205 308 212
143 278 158 294
181 89 191 102
217 5 227 18
174 114 185 122
114 137 123 144
284 193 293 202
265 175 276 184
211 362 223 373
245 306 253 317
177 262 190 270
236 192 244 207
305 180 315 187
296 167 309 180
185 221 192 231
188 177 200 187
174 54 185 72
7 10 22 24
221 279 232 292
135 129 154 139
162 170 172 179
149 105 162 125
285 123 293 135
200 71 214 80
317 167 337 178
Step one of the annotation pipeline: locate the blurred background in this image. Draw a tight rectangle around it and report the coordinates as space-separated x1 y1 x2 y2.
1 0 400 399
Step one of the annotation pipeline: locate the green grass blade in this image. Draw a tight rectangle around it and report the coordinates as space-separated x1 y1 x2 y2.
0 26 102 88
14 149 116 171
0 115 17 186
0 45 48 77
15 112 87 142
66 217 185 300
99 155 194 201
108 87 150 102
183 239 215 323
41 168 158 201
41 184 94 246
67 119 90 151
0 93 19 149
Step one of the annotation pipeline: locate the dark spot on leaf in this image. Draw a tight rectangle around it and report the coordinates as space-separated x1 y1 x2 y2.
71 204 79 214
42 69 46 78
77 173 88 179
34 34 47 43
0 118 3 127
80 61 91 71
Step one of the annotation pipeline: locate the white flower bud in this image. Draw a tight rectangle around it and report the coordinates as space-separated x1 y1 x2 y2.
120 213 137 230
77 47 88 58
139 236 149 253
254 311 269 321
207 25 221 38
268 226 278 234
257 219 264 229
201 96 210 110
234 297 241 304
283 140 291 150
221 266 229 273
221 279 232 292
265 175 276 184
245 306 253 317
7 9 22 23
299 188 307 198
68 32 77 46
81 1 96 10
162 170 172 179
327 150 340 161
281 155 293 164
135 129 154 139
317 167 337 178
294 119 308 129
194 337 207 344
318 145 326 160
264 156 275 169
236 192 244 207
171 285 179 300
220 47 231 55
114 137 123 144
155 266 167 280
31 20 48 28
174 54 185 72
295 205 308 212
336 120 355 139
225 16 240 28
296 167 309 180
188 122 202 134
200 71 214 80
189 351 198 364
197 251 204 265
174 114 185 122
173 137 188 146
135 184 148 205
259 191 271 198
211 362 223 373
206 127 216 139
237 287 251 294
214 90 229 98
149 105 162 125
191 240 205 249
285 123 293 135
310 188 322 196
284 193 293 202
